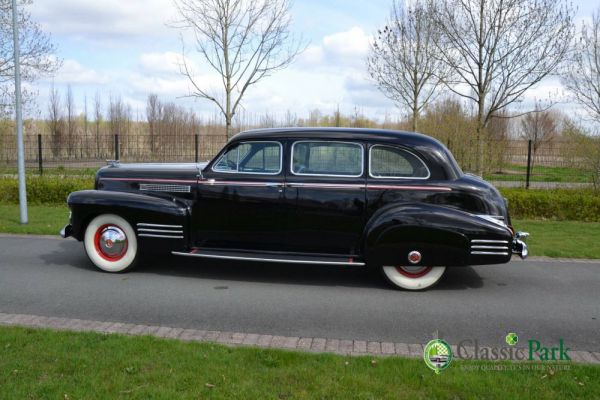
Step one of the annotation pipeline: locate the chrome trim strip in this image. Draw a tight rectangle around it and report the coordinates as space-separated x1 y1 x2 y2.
471 245 509 250
101 177 197 184
471 239 510 244
199 180 283 187
286 182 364 190
137 223 183 228
367 184 452 191
139 234 184 239
138 228 184 234
368 144 431 180
290 140 364 177
470 251 510 256
172 251 366 266
211 140 283 175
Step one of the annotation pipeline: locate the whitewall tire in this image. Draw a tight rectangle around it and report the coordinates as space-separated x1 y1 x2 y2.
381 265 446 291
84 214 138 273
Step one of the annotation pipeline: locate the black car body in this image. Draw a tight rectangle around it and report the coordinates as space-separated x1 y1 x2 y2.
62 128 528 290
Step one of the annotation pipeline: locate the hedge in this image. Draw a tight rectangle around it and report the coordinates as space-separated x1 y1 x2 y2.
0 177 598 221
0 176 94 205
499 188 600 222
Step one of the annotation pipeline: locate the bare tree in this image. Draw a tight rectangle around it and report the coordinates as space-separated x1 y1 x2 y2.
0 0 60 115
146 94 161 153
93 91 102 157
172 0 304 138
520 102 558 169
367 0 449 132
563 8 600 123
429 0 574 174
46 84 63 157
65 85 75 153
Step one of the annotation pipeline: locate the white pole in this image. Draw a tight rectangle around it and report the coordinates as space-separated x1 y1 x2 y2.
12 0 28 224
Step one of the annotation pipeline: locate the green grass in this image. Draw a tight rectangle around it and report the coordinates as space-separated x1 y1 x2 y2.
0 326 598 399
0 204 68 235
0 204 599 259
512 219 600 259
484 165 592 183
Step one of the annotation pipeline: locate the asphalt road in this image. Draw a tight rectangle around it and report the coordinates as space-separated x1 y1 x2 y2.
0 235 599 351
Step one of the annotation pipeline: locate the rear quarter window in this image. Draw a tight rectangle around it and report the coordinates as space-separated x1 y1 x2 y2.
369 145 430 179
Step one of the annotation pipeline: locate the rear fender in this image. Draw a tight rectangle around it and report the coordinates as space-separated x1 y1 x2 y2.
67 190 189 246
363 203 512 267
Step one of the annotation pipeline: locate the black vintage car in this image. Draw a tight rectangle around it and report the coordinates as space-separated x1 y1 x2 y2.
61 128 528 290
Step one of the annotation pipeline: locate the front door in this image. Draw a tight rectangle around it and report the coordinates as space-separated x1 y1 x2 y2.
193 140 286 251
283 140 367 255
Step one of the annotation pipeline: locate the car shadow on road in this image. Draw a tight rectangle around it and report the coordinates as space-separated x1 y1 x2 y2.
41 241 484 291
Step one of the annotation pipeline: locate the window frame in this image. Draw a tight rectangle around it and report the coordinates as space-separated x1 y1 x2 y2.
290 140 365 178
368 144 431 180
211 140 283 175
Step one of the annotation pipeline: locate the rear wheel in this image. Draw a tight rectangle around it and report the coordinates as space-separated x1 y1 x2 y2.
381 265 446 291
84 214 138 272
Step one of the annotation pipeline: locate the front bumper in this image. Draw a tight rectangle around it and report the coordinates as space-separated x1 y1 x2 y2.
60 224 73 239
512 231 529 259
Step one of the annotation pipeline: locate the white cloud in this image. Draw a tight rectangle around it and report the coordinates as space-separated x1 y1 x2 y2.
49 59 111 85
31 0 177 40
138 52 194 76
322 26 371 61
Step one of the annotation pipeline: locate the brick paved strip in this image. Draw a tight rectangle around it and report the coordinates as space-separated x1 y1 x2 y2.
0 312 597 364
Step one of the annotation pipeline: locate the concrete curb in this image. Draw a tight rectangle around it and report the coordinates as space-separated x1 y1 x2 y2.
0 312 597 364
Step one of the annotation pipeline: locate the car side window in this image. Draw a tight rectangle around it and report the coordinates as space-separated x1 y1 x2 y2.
213 141 282 174
291 141 363 176
369 145 430 179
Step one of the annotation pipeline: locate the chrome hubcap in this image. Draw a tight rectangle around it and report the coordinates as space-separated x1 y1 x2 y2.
98 226 127 258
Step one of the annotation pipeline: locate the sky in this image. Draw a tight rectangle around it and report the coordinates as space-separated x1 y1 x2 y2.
24 0 599 123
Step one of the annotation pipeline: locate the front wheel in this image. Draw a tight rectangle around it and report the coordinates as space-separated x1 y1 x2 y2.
84 214 138 272
381 265 446 291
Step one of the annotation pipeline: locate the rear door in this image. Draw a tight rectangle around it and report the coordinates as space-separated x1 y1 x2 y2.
283 140 367 255
193 140 287 251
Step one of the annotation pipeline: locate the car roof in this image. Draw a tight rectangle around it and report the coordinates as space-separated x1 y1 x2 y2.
233 127 443 148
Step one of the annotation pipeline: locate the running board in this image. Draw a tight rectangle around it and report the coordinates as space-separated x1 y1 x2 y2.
172 249 365 266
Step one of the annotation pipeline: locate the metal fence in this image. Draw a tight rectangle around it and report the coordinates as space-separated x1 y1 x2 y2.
0 132 594 188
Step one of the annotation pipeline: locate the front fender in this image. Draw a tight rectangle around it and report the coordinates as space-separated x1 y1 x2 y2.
363 203 513 267
67 190 190 244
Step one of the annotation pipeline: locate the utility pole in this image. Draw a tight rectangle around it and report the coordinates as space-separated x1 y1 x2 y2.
12 0 28 224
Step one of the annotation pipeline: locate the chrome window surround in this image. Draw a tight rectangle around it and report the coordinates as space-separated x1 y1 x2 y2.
212 141 283 175
290 140 364 178
368 145 431 180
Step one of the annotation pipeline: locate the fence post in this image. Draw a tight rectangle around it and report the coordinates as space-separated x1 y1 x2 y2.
114 134 120 161
37 134 43 175
526 139 532 189
195 134 199 163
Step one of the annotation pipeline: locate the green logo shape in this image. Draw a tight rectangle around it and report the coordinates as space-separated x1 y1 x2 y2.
423 339 452 374
506 332 518 346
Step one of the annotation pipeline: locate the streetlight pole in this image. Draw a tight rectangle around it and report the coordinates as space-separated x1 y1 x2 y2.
11 0 28 224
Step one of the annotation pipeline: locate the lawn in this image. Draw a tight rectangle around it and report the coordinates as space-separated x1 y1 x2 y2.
0 204 68 235
511 219 600 259
484 165 592 183
1 204 599 259
0 326 598 399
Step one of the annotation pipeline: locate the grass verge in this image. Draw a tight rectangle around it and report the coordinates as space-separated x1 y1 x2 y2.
511 219 600 259
0 326 598 399
1 204 599 259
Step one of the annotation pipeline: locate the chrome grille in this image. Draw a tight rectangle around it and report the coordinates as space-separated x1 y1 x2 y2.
139 184 191 193
470 239 510 256
136 223 184 239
